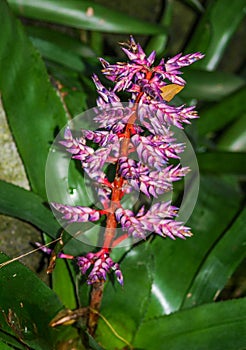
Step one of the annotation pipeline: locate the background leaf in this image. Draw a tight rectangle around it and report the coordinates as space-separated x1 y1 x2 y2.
145 175 242 317
197 152 246 174
181 70 245 101
133 299 246 349
185 0 246 70
197 86 246 135
0 180 59 238
96 244 153 349
0 0 68 198
182 207 246 308
8 0 166 34
0 253 69 350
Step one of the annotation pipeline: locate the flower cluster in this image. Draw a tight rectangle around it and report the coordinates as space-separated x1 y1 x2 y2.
49 36 204 285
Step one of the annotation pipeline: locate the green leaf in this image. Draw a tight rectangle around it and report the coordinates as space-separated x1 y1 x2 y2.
181 70 245 101
217 114 246 151
8 0 166 34
197 86 246 135
182 207 246 308
185 0 246 70
0 341 18 350
0 180 79 309
0 180 87 258
52 259 77 310
145 175 242 317
0 180 59 238
197 152 246 174
133 299 246 349
25 25 95 59
86 332 105 350
181 0 204 12
29 36 85 72
145 1 171 55
96 244 153 349
0 0 68 198
0 253 69 350
0 334 26 350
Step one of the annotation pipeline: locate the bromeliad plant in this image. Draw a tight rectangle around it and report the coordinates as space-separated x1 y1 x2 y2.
1 1 245 349
44 36 204 332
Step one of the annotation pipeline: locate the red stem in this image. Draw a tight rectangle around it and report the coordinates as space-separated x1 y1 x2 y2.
88 71 153 335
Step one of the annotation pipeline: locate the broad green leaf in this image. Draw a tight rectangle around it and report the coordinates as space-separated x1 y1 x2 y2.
0 253 69 350
182 207 246 308
217 114 246 151
181 70 245 101
0 180 59 238
8 0 166 34
0 179 87 257
0 180 80 309
0 333 26 350
0 0 68 198
96 244 153 349
0 0 90 215
197 86 246 135
0 341 18 350
185 0 246 70
197 152 246 174
133 299 246 349
145 175 242 317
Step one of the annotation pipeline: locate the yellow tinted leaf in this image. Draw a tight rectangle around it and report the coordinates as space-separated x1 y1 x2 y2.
161 84 184 101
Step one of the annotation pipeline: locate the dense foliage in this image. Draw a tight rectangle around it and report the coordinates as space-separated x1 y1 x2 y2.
0 0 245 349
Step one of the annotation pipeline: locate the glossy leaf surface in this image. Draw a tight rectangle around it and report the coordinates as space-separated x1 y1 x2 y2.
0 253 68 350
185 0 246 70
217 114 246 151
0 0 68 198
8 0 166 34
145 175 242 317
96 244 153 348
182 70 245 101
197 86 246 135
0 180 59 238
182 207 246 308
133 299 246 349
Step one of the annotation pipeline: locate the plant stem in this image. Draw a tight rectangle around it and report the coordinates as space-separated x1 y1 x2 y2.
88 281 105 336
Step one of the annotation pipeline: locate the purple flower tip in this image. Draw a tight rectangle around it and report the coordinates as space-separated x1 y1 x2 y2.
77 252 124 286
